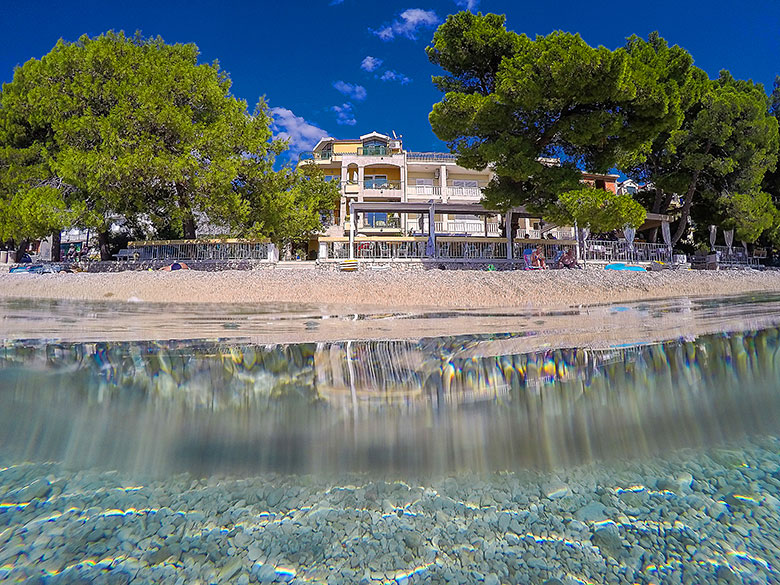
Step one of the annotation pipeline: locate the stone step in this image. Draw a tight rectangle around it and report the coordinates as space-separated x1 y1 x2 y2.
275 261 317 270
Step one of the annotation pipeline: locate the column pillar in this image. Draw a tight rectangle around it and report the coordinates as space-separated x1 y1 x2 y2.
400 165 407 232
357 166 365 229
439 165 447 202
349 201 355 260
429 203 437 258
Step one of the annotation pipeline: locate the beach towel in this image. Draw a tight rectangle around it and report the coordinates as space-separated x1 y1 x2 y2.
605 263 646 272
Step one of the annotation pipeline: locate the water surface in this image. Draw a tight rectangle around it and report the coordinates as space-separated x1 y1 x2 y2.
1 295 780 584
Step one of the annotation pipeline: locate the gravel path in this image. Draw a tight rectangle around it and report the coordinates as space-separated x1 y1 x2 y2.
2 268 780 309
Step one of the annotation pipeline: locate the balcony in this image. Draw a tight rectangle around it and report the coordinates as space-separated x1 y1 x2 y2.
406 185 484 199
341 180 403 194
434 221 500 236
357 146 391 156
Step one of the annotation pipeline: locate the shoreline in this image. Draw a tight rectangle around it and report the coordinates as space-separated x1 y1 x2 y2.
1 267 780 310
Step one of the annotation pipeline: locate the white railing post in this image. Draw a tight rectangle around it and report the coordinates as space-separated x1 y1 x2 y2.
506 211 513 260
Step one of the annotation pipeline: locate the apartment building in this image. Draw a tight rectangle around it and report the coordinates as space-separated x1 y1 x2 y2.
299 131 618 239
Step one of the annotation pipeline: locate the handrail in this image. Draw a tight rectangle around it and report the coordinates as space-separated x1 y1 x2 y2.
406 152 458 162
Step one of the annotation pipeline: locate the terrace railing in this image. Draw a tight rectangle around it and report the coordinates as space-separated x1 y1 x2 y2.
583 240 672 263
512 241 577 266
406 152 458 162
324 238 427 260
436 238 507 260
711 246 761 268
127 239 271 261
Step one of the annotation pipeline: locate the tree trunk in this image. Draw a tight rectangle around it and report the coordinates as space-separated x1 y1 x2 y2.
15 239 29 263
98 231 112 261
671 171 701 246
648 187 665 243
51 230 62 262
182 215 197 239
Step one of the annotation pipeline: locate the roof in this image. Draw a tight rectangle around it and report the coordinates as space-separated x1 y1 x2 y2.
360 131 390 141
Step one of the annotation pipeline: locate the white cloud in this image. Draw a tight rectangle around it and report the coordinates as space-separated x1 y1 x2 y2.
372 8 440 41
270 107 328 157
454 0 479 10
331 103 357 126
361 56 383 72
380 70 412 84
332 80 367 101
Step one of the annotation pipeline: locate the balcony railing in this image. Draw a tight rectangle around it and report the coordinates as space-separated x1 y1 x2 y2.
300 147 401 160
406 152 458 162
126 239 271 261
362 180 402 191
434 221 500 236
406 185 485 198
357 146 392 156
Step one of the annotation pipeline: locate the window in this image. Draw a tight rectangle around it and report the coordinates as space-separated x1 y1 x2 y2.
452 180 480 195
365 212 388 227
416 178 434 195
365 174 388 189
362 139 388 156
626 186 637 194
595 179 606 190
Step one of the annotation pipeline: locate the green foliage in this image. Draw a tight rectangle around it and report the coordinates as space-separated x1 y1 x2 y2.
427 15 684 215
720 191 778 243
240 162 340 247
0 31 281 248
618 33 710 184
547 188 647 233
661 72 779 244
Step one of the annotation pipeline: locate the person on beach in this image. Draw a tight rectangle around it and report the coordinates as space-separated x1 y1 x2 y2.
531 245 547 269
559 248 581 269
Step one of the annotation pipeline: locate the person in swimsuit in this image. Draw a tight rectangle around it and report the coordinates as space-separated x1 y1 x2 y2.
531 245 547 269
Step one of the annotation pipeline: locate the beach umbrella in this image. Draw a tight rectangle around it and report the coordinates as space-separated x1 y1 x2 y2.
578 226 590 259
623 226 636 251
661 221 672 259
724 229 734 256
425 234 435 257
709 225 717 250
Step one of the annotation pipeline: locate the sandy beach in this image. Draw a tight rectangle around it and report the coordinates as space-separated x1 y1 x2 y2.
1 267 780 310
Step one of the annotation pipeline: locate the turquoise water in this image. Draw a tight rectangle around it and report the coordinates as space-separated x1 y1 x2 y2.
1 296 780 584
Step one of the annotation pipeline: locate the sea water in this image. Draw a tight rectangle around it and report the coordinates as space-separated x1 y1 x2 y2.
1 296 780 584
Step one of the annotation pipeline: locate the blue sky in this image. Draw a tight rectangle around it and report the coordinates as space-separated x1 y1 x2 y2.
2 0 779 161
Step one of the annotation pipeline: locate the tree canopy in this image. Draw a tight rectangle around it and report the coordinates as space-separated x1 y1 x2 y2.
547 188 647 234
1 31 334 258
427 13 691 217
428 12 780 247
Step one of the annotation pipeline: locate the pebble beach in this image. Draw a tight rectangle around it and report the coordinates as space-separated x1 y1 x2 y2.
2 436 779 585
2 268 780 309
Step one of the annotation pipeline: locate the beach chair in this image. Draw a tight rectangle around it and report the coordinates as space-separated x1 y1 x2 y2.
551 249 564 268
